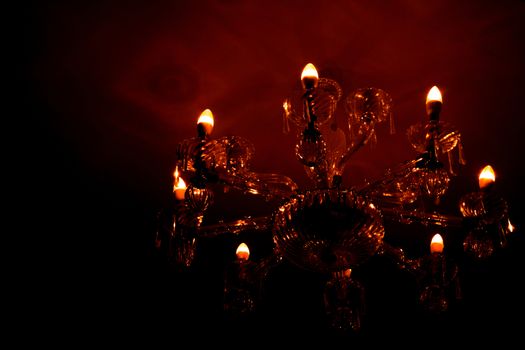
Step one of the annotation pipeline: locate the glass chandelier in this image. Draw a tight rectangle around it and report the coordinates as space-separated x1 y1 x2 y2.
155 63 516 333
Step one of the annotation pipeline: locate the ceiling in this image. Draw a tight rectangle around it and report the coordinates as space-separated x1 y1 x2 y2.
22 0 525 339
26 0 525 203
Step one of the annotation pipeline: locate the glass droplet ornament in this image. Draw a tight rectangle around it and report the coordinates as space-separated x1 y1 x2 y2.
295 128 327 167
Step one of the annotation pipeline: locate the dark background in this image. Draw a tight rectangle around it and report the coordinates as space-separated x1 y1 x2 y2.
20 0 524 343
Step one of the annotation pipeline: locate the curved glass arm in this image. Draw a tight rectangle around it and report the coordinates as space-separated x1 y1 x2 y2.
283 78 342 130
407 120 461 154
218 171 298 199
379 242 422 275
336 128 375 169
380 208 464 228
196 216 271 238
202 136 255 172
175 134 298 200
358 158 422 206
407 120 466 174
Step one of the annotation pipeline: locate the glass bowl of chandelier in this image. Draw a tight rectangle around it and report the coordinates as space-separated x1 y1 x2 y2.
272 189 384 272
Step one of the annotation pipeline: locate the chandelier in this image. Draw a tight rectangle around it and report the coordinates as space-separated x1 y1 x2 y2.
155 63 516 333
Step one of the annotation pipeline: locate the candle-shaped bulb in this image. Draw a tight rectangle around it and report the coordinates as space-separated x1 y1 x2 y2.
478 165 495 190
508 219 515 233
426 85 442 121
430 233 444 254
301 63 319 90
173 166 187 201
197 109 214 137
174 177 187 200
343 268 352 279
236 242 250 261
426 86 443 104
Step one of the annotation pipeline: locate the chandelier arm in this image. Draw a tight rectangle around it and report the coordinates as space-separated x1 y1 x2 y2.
380 208 464 228
253 172 299 195
196 216 271 238
336 128 374 169
216 172 297 199
358 158 422 194
379 242 423 276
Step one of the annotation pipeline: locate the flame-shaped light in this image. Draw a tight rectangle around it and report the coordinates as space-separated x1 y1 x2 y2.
283 100 291 114
508 219 515 233
430 233 444 254
343 268 352 278
478 165 496 189
301 63 319 89
236 242 250 261
301 63 318 80
173 166 180 182
197 109 214 136
173 166 187 200
173 177 187 201
426 86 443 104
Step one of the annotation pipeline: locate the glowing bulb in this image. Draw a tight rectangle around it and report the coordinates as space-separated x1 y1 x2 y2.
197 109 214 136
301 63 318 80
301 63 319 89
236 243 250 261
173 177 187 201
426 86 442 104
343 268 352 278
508 219 515 233
283 100 291 114
430 233 444 254
173 166 187 201
478 165 495 189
